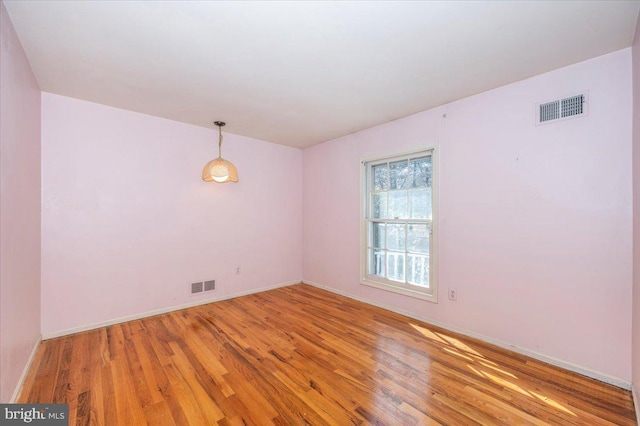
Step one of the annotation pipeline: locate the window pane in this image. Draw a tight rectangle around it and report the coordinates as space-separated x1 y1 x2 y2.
369 249 385 276
409 188 431 219
386 223 405 251
371 193 388 218
389 160 409 190
389 190 408 219
408 223 429 254
364 151 435 297
407 254 429 287
372 164 388 191
387 252 405 282
410 156 431 188
369 222 385 248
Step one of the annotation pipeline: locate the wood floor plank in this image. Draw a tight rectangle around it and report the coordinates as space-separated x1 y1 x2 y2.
18 340 54 403
20 284 637 425
100 364 116 426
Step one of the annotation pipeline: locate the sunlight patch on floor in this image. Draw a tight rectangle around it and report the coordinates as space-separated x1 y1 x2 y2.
410 324 448 344
410 323 577 418
478 361 518 379
467 365 577 417
435 333 484 358
442 347 474 362
530 391 577 416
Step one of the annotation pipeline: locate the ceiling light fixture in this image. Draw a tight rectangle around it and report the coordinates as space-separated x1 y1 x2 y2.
202 121 238 183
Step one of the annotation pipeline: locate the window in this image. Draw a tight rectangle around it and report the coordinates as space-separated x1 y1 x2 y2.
361 149 437 301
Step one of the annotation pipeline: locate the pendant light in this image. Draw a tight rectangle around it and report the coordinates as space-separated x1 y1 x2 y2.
202 121 238 183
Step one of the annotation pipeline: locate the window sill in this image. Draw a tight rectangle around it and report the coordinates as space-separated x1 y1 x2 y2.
360 279 438 303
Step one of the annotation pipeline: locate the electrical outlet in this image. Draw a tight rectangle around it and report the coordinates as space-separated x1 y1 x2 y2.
448 288 457 301
236 266 240 274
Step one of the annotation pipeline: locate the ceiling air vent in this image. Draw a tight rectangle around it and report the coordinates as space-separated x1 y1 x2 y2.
536 92 587 125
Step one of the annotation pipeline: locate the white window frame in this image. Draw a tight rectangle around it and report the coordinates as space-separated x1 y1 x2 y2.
360 148 438 302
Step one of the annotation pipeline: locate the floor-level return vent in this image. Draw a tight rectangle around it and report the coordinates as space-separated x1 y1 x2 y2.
191 280 215 295
537 92 587 125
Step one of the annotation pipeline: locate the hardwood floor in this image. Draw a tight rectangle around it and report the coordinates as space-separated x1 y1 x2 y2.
20 284 636 425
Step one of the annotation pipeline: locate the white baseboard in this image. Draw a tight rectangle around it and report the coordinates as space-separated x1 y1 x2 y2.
303 279 632 391
633 384 639 426
42 280 302 340
10 338 41 403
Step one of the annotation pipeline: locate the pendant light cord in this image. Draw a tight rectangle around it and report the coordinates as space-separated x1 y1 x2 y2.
218 124 223 158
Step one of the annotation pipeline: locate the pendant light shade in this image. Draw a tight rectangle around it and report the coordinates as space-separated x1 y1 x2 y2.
202 157 238 183
202 121 238 183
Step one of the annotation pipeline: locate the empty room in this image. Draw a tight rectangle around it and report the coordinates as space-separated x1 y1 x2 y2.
2 1 640 424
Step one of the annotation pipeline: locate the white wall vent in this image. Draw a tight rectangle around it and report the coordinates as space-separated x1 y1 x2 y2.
204 280 215 291
191 280 215 295
191 282 203 294
536 92 588 125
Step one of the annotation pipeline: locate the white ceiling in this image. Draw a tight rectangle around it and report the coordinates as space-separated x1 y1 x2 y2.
4 1 640 148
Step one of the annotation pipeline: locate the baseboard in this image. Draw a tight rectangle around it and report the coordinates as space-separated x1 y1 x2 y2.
42 279 302 340
10 338 41 403
633 384 639 426
303 279 632 391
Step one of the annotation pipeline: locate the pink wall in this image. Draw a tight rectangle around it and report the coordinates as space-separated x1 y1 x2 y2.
41 93 303 335
631 9 640 414
304 49 633 383
0 2 42 402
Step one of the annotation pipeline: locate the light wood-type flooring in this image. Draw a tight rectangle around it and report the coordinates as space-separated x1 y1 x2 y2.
19 284 637 425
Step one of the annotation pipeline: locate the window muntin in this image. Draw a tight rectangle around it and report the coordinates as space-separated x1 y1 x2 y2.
362 150 436 301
